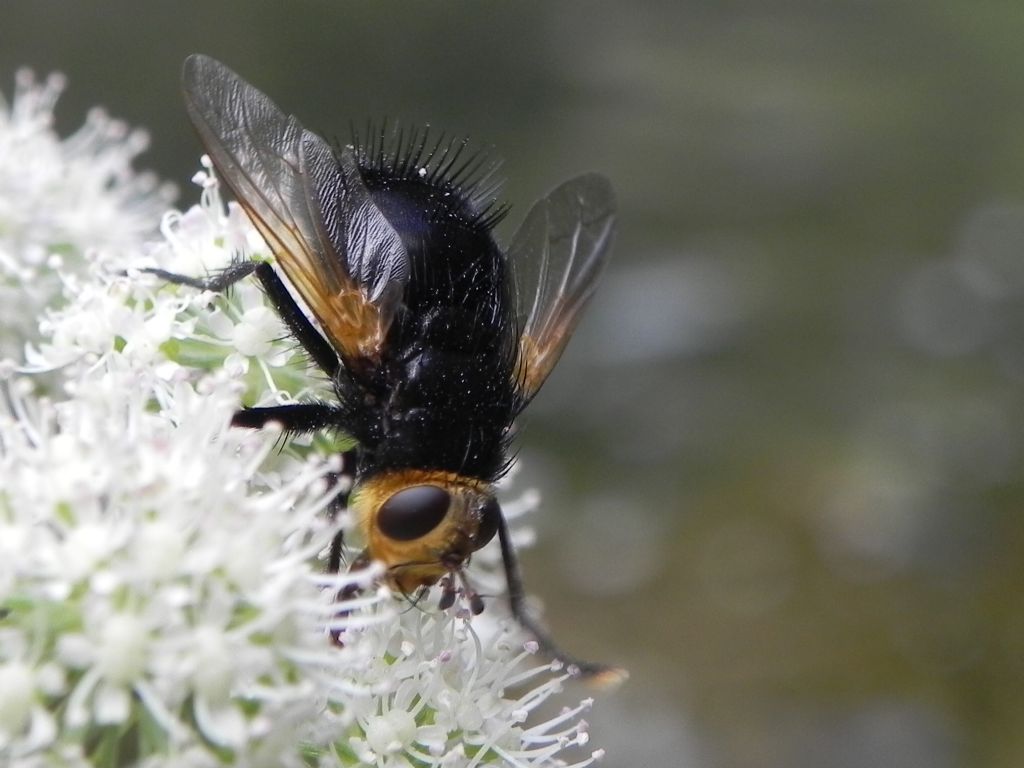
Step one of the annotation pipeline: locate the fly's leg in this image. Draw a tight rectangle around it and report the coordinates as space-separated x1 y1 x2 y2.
496 511 627 685
325 449 358 574
326 449 372 644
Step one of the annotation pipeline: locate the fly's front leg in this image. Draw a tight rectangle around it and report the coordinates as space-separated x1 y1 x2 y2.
331 548 373 645
326 448 359 574
496 511 626 685
327 448 374 645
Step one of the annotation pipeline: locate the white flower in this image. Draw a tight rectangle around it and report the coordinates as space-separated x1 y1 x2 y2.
340 607 604 768
0 72 615 767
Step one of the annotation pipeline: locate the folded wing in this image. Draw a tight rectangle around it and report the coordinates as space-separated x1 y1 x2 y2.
182 54 408 367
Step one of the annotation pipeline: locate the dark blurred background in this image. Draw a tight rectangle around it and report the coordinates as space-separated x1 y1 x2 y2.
6 2 1024 766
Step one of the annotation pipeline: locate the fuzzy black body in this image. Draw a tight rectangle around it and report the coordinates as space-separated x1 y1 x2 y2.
353 167 521 482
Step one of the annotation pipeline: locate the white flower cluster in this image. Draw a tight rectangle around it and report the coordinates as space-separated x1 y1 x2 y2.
0 364 382 767
0 72 609 767
342 606 601 768
0 70 175 359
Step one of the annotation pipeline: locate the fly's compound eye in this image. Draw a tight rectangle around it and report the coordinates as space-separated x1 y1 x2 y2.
377 485 451 541
473 497 501 550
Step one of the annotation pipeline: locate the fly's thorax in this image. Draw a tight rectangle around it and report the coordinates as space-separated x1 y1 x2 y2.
351 469 501 594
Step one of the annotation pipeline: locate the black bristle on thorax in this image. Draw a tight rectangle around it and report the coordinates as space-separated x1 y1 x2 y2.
347 122 510 231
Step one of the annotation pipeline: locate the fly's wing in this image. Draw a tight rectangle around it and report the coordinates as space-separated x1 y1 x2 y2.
509 174 615 399
182 54 407 366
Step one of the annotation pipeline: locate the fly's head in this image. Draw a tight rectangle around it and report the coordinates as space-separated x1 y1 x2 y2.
351 470 501 600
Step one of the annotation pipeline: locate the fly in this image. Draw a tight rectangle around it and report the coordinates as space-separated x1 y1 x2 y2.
150 54 622 683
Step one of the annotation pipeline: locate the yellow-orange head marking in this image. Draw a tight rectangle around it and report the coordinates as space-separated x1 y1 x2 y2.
350 470 501 595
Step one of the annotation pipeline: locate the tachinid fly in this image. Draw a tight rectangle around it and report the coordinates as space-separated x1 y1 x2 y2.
151 54 622 683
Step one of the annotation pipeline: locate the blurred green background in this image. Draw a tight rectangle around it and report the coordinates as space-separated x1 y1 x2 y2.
6 2 1024 766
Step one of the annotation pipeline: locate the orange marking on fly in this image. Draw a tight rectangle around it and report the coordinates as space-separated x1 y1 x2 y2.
349 469 501 596
324 288 386 361
518 332 571 399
